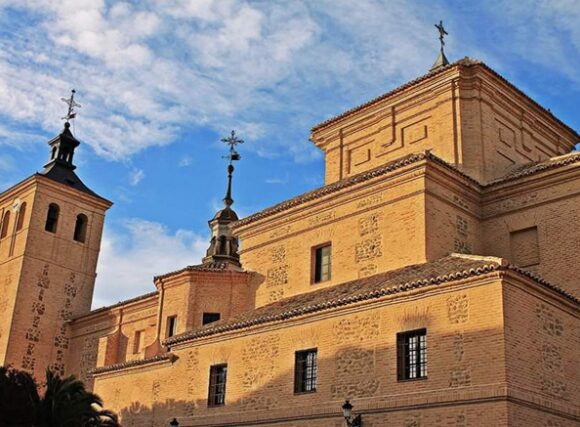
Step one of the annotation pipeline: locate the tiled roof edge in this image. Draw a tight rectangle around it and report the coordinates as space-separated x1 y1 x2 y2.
90 353 176 376
233 151 478 228
164 261 578 347
484 151 580 187
234 152 429 228
72 291 159 321
164 262 501 346
153 263 249 281
311 58 579 140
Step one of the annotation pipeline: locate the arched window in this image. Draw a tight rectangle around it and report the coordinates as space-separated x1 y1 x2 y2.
73 214 88 243
45 203 59 233
0 211 10 239
16 202 26 231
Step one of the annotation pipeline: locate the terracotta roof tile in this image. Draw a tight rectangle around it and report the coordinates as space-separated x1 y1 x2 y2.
486 151 580 187
153 261 247 281
234 152 433 228
164 254 576 347
71 291 159 321
91 353 176 376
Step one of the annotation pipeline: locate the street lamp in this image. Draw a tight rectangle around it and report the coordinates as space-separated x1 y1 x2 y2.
169 418 179 427
342 400 362 427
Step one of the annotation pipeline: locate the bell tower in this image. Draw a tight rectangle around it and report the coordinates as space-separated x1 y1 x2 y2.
0 91 112 380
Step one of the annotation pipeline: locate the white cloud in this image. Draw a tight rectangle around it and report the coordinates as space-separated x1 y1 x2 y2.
1 0 577 164
178 155 193 167
93 218 208 308
129 168 145 186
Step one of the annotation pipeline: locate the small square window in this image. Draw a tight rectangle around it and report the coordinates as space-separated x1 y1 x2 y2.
294 349 317 393
208 364 228 407
166 315 177 338
313 244 331 284
397 329 427 380
203 312 221 325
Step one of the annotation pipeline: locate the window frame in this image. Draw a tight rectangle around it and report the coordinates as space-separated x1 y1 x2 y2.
294 348 318 394
208 364 228 407
312 243 332 284
45 203 60 233
73 213 88 243
0 211 10 239
166 315 177 338
132 330 143 354
202 312 221 325
15 202 26 232
397 328 427 381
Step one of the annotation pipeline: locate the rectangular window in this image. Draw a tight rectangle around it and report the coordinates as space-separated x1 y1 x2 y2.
294 349 317 393
132 330 142 354
397 329 427 380
313 244 331 284
208 364 228 407
166 315 177 338
203 312 221 325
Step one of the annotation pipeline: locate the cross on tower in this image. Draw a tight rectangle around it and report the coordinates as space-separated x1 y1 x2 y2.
221 130 243 165
60 89 81 122
435 20 448 52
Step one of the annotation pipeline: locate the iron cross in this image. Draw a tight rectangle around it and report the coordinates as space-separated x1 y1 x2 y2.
435 20 448 50
61 89 81 122
221 130 243 164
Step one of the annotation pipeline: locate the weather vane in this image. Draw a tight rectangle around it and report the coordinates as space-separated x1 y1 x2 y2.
220 130 243 208
435 20 448 54
221 130 243 165
61 89 81 122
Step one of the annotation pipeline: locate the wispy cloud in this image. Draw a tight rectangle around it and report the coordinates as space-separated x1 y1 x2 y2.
178 155 193 167
0 0 473 163
129 168 145 186
93 218 208 308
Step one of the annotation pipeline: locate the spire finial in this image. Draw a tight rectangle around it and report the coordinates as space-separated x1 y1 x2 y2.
61 89 81 124
220 130 243 207
431 20 450 71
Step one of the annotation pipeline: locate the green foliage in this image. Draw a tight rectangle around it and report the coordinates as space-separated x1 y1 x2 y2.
0 366 119 427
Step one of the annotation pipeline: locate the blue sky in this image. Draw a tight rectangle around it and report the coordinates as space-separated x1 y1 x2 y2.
0 0 578 308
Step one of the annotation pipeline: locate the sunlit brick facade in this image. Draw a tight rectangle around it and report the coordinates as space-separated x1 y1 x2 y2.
1 59 578 426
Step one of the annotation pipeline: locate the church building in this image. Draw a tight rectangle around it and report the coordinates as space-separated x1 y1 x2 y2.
0 49 578 426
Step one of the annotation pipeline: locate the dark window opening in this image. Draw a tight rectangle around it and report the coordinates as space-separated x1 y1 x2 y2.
203 312 221 325
397 328 427 380
0 211 10 239
16 203 26 231
45 203 60 233
313 244 331 283
166 315 177 338
132 330 142 354
51 147 57 159
208 364 227 407
294 349 317 393
73 214 88 242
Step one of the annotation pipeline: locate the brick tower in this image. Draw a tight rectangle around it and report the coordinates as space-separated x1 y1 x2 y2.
0 119 112 380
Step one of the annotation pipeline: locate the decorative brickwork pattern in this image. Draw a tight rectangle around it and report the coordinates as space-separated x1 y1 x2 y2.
333 314 379 345
21 264 50 371
447 294 469 324
358 213 380 237
354 237 383 263
536 303 566 398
